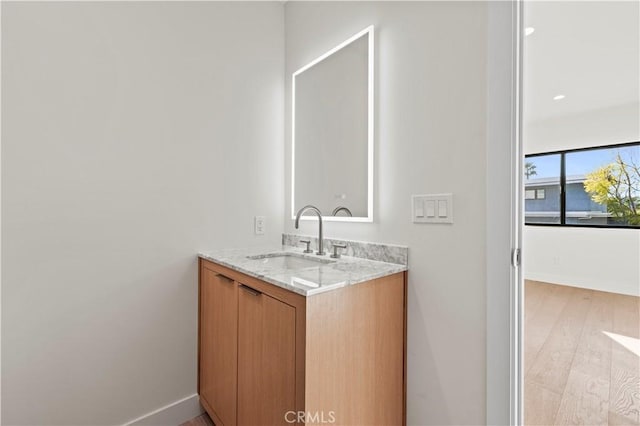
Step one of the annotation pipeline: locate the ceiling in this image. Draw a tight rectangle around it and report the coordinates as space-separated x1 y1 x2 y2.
524 1 639 123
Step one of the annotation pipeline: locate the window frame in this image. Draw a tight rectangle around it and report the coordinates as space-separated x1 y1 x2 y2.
525 140 640 230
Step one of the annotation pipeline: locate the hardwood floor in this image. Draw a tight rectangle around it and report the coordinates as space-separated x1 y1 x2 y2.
180 413 214 426
525 280 640 425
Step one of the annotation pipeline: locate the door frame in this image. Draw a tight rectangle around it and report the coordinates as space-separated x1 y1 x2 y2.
513 0 524 423
486 0 523 424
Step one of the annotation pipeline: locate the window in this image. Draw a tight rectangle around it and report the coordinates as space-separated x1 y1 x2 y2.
524 153 561 224
525 189 545 200
525 142 640 228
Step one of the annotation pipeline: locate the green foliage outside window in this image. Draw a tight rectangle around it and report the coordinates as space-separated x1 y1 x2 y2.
584 153 640 225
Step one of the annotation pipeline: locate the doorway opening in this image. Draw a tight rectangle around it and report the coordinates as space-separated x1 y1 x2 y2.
521 2 640 424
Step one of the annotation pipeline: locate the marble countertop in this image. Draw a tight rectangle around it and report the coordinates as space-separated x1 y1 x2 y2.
198 246 407 296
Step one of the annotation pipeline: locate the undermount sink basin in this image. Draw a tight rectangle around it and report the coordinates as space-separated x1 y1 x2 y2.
246 252 335 270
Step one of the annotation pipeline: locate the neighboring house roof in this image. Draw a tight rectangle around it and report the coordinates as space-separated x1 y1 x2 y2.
525 175 587 187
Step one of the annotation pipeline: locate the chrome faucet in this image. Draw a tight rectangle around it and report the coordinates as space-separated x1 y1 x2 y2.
331 206 353 217
294 205 325 255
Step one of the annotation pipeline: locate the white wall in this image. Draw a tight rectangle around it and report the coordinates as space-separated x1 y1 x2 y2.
524 103 640 154
523 103 640 297
1 2 284 424
524 226 640 296
285 2 489 424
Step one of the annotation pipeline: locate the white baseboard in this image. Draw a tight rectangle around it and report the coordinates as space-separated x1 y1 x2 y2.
123 394 203 426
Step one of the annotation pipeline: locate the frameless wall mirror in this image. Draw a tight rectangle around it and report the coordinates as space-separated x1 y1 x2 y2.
292 26 374 222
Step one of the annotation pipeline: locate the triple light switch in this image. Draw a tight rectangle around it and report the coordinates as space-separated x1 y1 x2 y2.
412 194 453 224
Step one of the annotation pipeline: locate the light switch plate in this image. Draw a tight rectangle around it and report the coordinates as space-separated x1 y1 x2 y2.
412 194 453 224
254 216 266 235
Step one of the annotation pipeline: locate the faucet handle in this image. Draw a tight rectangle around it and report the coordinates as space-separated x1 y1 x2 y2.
330 243 347 259
299 239 313 253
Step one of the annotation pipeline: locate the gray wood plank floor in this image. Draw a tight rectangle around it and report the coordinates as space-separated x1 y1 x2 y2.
525 280 640 425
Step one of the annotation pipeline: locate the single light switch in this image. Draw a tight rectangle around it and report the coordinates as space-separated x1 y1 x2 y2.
415 199 424 217
425 200 436 217
438 200 448 217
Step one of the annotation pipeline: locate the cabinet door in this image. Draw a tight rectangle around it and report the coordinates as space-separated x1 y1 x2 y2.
200 269 238 426
237 284 296 426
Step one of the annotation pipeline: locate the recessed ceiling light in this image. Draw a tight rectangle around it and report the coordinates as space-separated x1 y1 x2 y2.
553 94 566 101
525 27 535 36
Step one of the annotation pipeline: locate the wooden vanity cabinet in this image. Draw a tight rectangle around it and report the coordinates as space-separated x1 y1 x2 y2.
199 268 238 426
237 284 297 425
198 258 407 426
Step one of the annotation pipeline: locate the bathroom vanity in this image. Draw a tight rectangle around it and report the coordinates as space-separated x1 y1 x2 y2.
197 244 408 426
197 24 406 425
